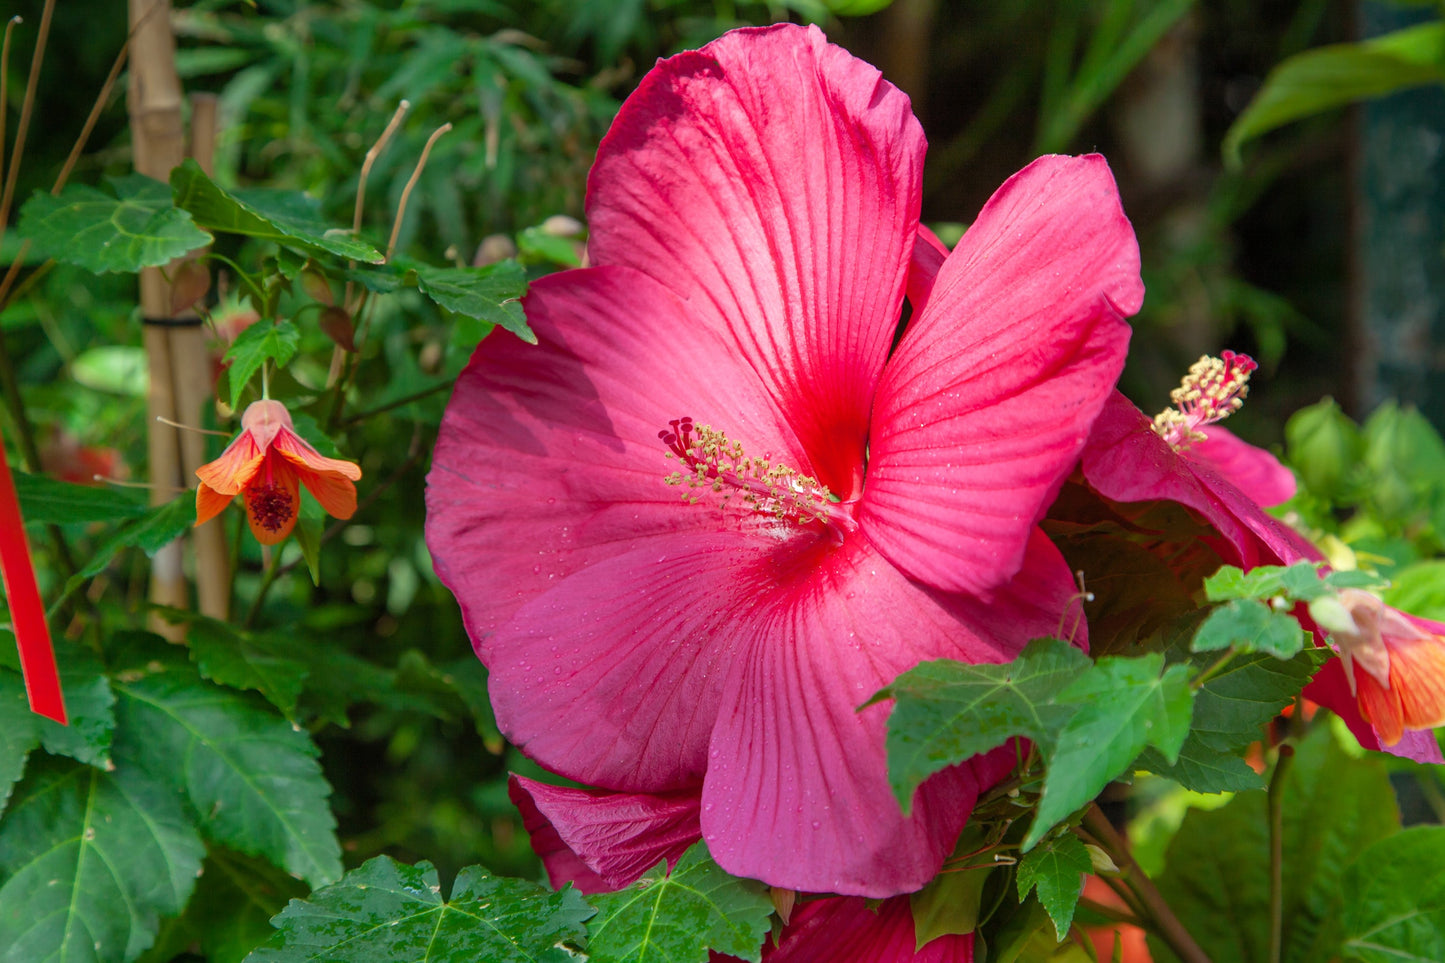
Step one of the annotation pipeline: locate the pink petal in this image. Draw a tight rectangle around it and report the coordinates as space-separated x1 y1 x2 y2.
426 265 808 643
863 155 1140 595
509 780 612 894
484 533 787 792
1081 392 1319 568
1186 426 1296 507
702 530 1083 896
585 23 923 496
508 776 701 892
906 225 949 315
765 896 973 963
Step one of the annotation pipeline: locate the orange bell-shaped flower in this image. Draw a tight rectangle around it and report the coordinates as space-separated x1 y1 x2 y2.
1333 588 1445 745
196 400 362 545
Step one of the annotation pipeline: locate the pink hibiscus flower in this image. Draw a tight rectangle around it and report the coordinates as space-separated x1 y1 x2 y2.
508 776 984 962
427 23 1142 895
1073 388 1443 763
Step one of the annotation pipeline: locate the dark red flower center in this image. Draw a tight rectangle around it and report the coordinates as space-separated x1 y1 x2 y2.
658 416 857 535
247 482 295 533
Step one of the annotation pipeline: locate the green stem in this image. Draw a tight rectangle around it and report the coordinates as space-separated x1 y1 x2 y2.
1268 744 1295 963
202 252 267 305
1191 647 1237 690
1082 805 1212 963
244 549 282 629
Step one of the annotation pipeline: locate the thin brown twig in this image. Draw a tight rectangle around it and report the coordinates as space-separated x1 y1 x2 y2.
1 16 21 189
342 99 409 312
1082 805 1212 963
0 0 54 242
386 122 451 261
51 36 131 195
1268 745 1294 963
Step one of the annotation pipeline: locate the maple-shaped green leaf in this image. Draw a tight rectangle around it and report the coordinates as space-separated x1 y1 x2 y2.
1339 827 1445 963
12 471 147 524
586 842 773 963
186 618 307 719
224 320 301 409
0 672 41 817
1026 654 1193 849
409 261 533 344
170 160 382 263
878 638 1090 812
1192 599 1306 658
17 176 211 274
1017 833 1092 941
111 660 341 887
247 855 591 963
0 756 204 963
1151 725 1398 963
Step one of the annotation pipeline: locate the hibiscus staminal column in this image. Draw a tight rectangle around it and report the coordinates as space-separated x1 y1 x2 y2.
659 417 857 535
1151 350 1257 450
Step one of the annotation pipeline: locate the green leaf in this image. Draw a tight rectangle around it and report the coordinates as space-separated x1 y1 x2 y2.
1026 655 1193 850
1138 735 1265 793
1141 648 1328 792
1382 560 1445 621
186 619 308 719
409 261 533 344
247 855 592 963
1151 725 1399 963
1017 834 1091 941
144 846 307 963
1203 564 1286 601
516 226 582 267
1190 650 1329 753
1192 599 1306 658
111 661 341 887
0 756 204 963
0 641 119 771
1202 562 1328 602
170 160 383 263
0 672 41 817
1339 827 1445 963
879 638 1090 812
224 320 301 409
17 176 212 274
1225 22 1445 163
12 472 147 524
586 842 773 963
910 823 995 948
71 346 149 397
63 495 197 595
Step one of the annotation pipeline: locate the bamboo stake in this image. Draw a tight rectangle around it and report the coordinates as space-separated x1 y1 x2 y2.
178 92 228 620
128 0 190 636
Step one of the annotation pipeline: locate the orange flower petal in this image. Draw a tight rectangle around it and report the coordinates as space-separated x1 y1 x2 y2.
272 427 362 480
195 483 234 527
243 457 300 545
299 469 359 521
1356 667 1405 746
196 434 265 495
1389 633 1445 732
